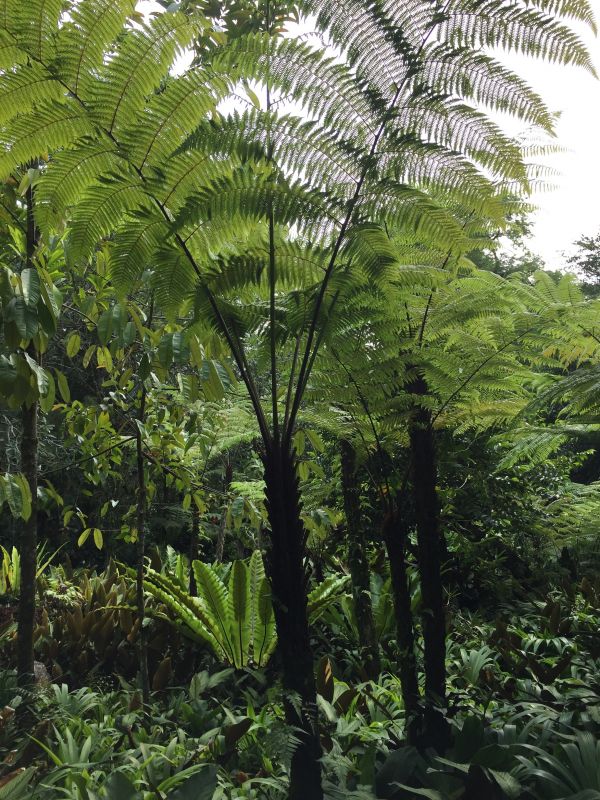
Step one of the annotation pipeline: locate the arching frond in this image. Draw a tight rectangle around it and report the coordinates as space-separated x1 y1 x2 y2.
89 11 199 134
56 0 137 96
0 102 95 180
67 175 150 263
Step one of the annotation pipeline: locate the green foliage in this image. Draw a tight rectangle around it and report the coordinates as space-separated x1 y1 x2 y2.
143 553 348 668
143 551 276 668
0 3 599 800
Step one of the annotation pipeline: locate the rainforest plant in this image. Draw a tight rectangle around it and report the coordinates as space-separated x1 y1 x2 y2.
142 551 348 669
0 173 68 687
0 0 595 793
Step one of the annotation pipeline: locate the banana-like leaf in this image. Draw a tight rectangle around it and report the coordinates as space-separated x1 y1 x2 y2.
228 559 250 669
141 554 346 669
249 550 276 667
142 569 223 656
192 560 235 664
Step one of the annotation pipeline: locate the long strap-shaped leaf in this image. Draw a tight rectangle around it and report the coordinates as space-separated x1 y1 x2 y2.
228 559 250 669
249 550 276 667
192 560 235 665
142 568 224 657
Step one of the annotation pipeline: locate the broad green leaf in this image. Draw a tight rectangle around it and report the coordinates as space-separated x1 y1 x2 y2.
1 474 23 518
21 268 40 307
39 371 56 412
65 331 81 358
55 369 70 403
78 528 92 547
82 345 96 368
97 309 113 345
15 474 32 521
164 766 217 800
229 559 250 668
5 296 38 340
249 551 276 667
24 353 49 397
192 561 234 663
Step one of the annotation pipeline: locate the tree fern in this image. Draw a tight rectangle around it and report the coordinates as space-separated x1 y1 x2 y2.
2 4 593 791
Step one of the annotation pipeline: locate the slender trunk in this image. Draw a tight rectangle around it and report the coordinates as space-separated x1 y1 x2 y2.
262 443 322 800
17 399 38 687
17 184 38 689
215 513 226 563
409 384 449 751
215 461 232 563
189 505 200 596
340 440 380 679
135 389 150 705
382 506 420 741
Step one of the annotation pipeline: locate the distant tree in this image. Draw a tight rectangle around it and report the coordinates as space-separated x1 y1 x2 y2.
567 233 600 296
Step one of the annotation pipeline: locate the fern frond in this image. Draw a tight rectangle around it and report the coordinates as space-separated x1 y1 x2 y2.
249 550 276 668
10 0 63 61
67 175 150 263
0 63 63 127
0 28 28 68
0 102 94 180
192 560 235 663
212 33 376 134
423 45 555 131
149 243 199 318
142 568 221 653
35 140 126 231
440 4 594 72
90 11 199 134
123 70 228 170
175 169 341 243
109 212 169 295
228 559 250 668
56 0 136 96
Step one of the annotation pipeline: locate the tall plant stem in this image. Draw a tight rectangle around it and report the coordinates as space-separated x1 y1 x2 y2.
340 439 380 679
382 502 421 741
262 442 322 800
135 296 154 706
409 379 449 751
135 383 150 705
17 182 39 690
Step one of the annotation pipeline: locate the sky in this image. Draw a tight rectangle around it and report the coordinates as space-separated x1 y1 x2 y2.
140 0 600 269
504 3 600 269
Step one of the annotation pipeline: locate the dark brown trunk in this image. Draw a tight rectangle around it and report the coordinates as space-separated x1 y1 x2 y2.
382 506 420 741
409 385 449 751
340 439 380 679
16 183 38 690
136 390 150 705
17 399 38 688
262 443 322 800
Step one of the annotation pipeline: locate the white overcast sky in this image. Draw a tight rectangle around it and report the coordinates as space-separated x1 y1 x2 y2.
505 2 600 269
140 0 600 269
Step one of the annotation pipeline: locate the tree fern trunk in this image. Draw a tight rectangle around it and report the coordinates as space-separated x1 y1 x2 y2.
17 184 38 690
17 397 37 688
340 439 380 679
409 389 450 751
262 443 323 800
135 390 150 705
383 506 420 740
